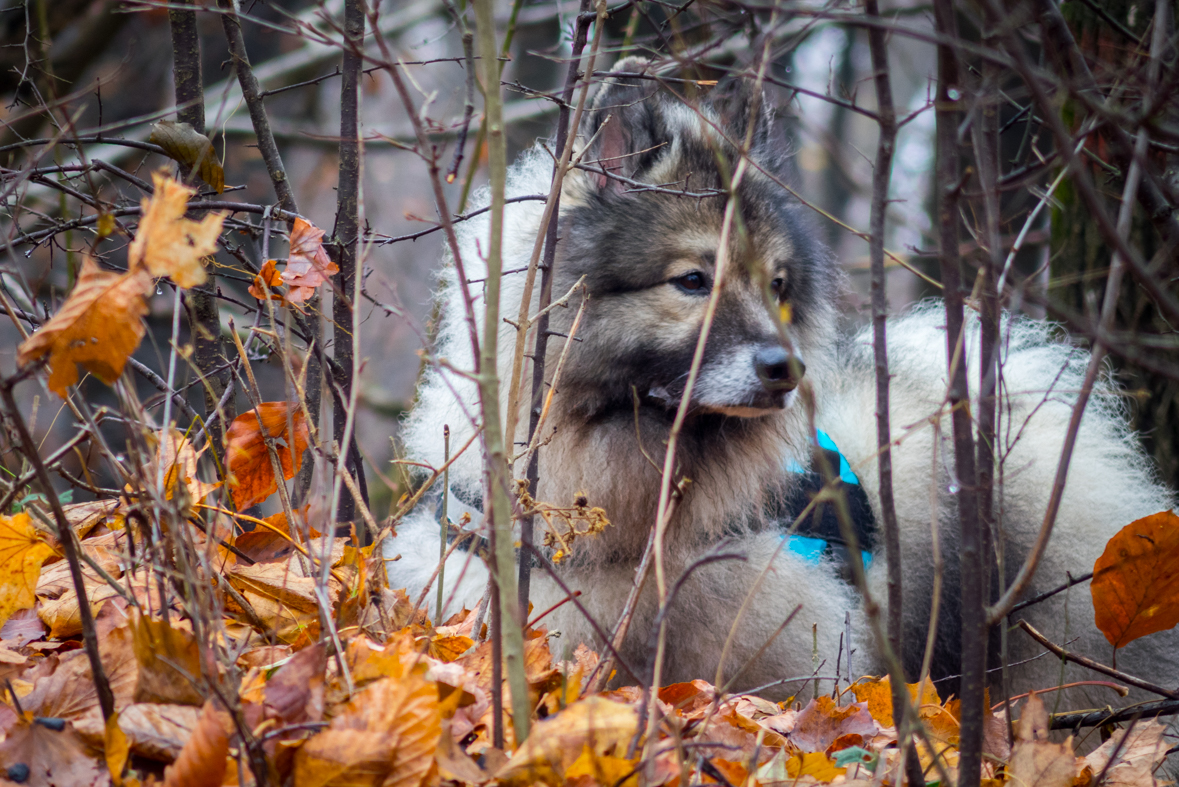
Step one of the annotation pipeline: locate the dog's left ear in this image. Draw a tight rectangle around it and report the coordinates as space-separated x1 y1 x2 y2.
580 57 665 193
706 79 777 156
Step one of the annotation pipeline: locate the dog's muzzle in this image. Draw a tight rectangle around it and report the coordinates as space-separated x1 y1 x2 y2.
754 346 805 392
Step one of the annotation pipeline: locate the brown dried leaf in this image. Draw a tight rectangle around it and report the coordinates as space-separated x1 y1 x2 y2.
21 622 137 719
162 700 231 787
224 402 309 510
132 614 205 706
787 696 878 754
294 664 441 787
16 256 153 397
1091 511 1179 648
1084 719 1168 787
0 719 108 787
128 172 225 288
149 120 224 193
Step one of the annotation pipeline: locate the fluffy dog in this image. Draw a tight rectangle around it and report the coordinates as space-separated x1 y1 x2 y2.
387 60 1176 701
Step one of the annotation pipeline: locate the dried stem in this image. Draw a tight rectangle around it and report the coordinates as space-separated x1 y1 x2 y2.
0 377 114 721
332 0 367 528
864 4 923 785
473 0 532 746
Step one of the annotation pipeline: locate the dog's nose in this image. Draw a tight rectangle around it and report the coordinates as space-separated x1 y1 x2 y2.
754 346 805 391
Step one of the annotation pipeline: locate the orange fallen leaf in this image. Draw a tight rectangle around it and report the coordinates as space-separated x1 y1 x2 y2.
249 259 285 302
16 256 153 397
0 512 55 629
225 402 309 510
162 700 231 787
128 172 225 288
787 696 877 754
1091 511 1179 648
280 218 339 304
294 665 440 787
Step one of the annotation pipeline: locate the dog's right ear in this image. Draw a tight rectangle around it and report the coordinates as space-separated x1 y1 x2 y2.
580 57 664 194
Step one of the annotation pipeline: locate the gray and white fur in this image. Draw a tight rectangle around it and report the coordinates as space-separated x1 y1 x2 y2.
387 59 1177 704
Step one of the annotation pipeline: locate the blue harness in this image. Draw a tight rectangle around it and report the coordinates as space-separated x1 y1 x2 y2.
437 430 877 580
781 430 876 571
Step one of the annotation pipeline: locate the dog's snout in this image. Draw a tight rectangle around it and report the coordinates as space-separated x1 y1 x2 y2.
754 346 805 391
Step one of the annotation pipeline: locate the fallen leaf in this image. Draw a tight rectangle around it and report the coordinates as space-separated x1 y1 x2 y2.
280 218 339 304
75 703 202 762
294 664 441 787
1084 719 1168 787
0 513 55 629
132 614 205 706
21 622 137 720
16 256 153 397
162 700 231 787
104 712 129 787
0 719 108 787
234 509 314 564
788 696 878 753
149 120 224 193
850 675 939 728
496 697 637 786
128 172 225 288
248 259 285 302
1091 511 1179 648
224 402 309 510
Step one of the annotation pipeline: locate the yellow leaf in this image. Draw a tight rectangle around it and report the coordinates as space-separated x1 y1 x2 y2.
849 675 938 728
787 751 846 781
565 745 639 787
16 256 153 397
96 212 116 238
128 172 225 288
153 429 220 506
1091 511 1179 648
0 512 55 628
105 711 129 787
496 697 638 786
149 120 225 193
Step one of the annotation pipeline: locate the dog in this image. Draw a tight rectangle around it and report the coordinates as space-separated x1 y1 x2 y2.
386 58 1176 703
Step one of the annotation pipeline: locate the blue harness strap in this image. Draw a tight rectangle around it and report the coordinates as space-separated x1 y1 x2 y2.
782 430 876 571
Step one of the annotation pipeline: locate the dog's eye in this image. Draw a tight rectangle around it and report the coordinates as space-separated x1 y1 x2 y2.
771 277 786 299
673 272 708 293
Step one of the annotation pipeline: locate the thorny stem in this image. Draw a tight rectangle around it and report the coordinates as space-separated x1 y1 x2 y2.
0 378 114 721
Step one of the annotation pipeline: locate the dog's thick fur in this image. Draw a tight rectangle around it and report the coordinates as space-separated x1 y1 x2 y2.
387 62 1176 701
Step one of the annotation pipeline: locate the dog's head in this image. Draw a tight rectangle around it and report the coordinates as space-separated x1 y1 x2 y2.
552 58 840 421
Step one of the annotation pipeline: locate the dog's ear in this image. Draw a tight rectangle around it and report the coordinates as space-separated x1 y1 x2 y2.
580 57 665 193
707 78 776 152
